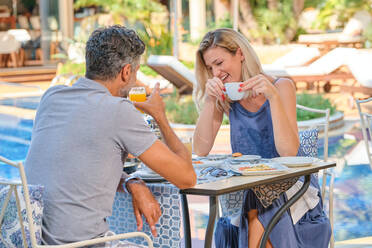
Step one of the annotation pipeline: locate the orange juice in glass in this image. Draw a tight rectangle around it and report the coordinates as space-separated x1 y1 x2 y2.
129 87 146 113
181 137 193 158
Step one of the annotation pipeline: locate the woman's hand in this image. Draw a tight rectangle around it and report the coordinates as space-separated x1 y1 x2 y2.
239 74 279 101
205 77 226 102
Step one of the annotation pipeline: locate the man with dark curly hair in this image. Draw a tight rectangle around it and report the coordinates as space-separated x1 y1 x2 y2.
25 25 196 247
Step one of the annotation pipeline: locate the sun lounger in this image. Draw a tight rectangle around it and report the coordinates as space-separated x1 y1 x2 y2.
264 48 356 92
147 55 196 94
262 46 321 70
340 51 372 95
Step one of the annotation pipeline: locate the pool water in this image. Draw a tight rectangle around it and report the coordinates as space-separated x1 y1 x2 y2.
0 97 372 242
0 96 41 110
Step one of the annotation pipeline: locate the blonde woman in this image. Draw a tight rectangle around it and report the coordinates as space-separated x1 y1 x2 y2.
193 28 331 248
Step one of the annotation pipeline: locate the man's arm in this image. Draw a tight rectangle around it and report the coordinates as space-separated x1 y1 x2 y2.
134 83 196 189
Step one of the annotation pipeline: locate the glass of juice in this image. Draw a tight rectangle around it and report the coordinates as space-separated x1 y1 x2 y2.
129 87 146 113
181 136 193 157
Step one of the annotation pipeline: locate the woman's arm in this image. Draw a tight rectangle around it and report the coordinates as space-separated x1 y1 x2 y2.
269 78 299 156
193 96 224 156
193 77 226 156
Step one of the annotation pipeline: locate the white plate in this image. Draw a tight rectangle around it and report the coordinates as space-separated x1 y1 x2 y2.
132 170 164 180
231 155 261 162
271 156 319 167
229 162 288 176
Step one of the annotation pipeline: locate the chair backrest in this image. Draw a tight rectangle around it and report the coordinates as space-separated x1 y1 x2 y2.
270 46 320 68
309 47 357 74
0 156 39 248
18 15 30 29
347 51 372 88
30 16 41 30
296 104 330 161
147 55 196 94
356 97 372 169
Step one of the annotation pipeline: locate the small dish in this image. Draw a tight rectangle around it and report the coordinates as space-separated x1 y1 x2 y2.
230 155 261 163
271 156 319 167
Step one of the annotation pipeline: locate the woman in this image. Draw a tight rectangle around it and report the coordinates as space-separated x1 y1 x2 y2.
193 28 331 248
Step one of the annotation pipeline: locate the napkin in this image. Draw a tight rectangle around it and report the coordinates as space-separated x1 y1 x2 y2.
285 181 319 225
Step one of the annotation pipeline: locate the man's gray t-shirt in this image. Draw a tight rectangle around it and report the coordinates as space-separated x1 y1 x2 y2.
25 77 157 245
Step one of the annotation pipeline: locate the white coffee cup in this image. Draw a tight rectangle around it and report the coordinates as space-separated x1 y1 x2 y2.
224 82 245 101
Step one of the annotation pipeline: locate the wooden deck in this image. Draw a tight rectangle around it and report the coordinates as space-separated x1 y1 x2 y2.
0 65 57 83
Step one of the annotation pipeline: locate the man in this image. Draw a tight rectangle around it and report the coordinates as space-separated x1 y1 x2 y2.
25 25 196 246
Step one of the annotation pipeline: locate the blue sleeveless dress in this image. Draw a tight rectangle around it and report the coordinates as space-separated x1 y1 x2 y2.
229 100 331 248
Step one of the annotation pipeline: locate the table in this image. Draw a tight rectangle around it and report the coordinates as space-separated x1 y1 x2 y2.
180 161 336 248
0 16 16 29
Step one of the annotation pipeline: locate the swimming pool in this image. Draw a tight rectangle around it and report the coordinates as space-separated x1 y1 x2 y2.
0 97 371 242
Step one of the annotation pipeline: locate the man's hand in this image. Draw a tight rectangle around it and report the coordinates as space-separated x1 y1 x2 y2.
134 83 166 122
127 179 161 236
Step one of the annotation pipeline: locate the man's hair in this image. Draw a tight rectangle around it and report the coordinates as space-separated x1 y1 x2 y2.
85 25 145 81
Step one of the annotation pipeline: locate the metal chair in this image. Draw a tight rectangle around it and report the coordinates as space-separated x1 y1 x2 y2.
296 104 334 248
356 98 372 170
0 155 153 248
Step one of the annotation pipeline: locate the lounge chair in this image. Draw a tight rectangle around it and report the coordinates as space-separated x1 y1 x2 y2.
262 46 321 70
146 55 196 94
264 48 356 92
298 11 371 52
339 51 372 95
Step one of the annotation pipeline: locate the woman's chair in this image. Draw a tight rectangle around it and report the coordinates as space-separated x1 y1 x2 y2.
0 155 153 248
296 104 334 248
356 97 372 170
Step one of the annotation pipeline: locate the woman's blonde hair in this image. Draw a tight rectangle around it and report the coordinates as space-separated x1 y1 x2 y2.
194 28 263 113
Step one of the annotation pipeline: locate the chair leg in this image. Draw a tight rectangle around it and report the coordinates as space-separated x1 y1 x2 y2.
14 187 29 248
10 52 18 67
321 170 327 202
329 172 335 248
0 186 14 224
19 48 25 67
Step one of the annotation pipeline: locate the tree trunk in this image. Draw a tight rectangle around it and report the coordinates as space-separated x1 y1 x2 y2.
293 0 305 18
238 0 260 40
267 0 278 10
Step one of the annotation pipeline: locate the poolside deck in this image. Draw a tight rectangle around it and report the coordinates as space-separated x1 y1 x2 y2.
0 65 57 83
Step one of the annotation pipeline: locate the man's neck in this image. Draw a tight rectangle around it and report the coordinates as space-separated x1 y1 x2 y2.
93 78 119 96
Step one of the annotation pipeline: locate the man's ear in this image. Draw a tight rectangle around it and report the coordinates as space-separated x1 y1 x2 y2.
121 64 132 84
237 48 245 62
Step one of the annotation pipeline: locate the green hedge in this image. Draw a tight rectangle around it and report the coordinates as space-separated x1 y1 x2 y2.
165 92 338 124
296 93 337 121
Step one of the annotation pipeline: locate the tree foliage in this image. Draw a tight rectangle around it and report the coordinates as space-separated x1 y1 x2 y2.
312 0 372 30
74 0 172 57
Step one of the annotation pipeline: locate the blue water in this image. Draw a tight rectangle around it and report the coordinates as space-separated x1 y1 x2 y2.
0 97 372 242
0 96 41 110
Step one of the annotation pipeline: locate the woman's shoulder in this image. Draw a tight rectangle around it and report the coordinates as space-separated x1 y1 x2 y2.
274 77 296 90
274 78 296 102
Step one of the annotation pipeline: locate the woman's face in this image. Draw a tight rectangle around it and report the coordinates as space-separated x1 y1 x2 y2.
203 46 244 83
